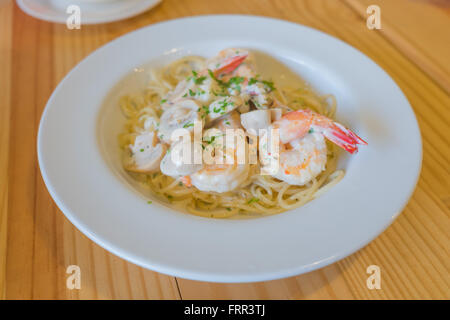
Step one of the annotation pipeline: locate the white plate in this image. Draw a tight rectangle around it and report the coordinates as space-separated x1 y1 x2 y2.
17 0 161 25
38 15 422 282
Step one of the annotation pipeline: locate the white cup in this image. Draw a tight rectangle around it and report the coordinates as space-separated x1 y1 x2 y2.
76 0 118 2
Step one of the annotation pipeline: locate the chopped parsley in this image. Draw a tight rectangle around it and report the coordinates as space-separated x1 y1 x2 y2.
187 70 207 85
203 135 216 145
208 70 246 92
252 100 263 109
227 76 245 93
196 76 207 85
213 99 234 114
247 198 259 204
183 122 194 128
248 77 258 85
208 69 227 87
248 76 276 92
308 128 314 134
211 89 228 97
187 88 205 97
140 148 144 152
261 80 276 92
147 200 152 204
199 105 210 119
160 99 167 104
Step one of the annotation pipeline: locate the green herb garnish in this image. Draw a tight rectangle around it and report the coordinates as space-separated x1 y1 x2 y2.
261 80 275 91
248 77 258 85
194 75 207 85
203 135 216 145
208 69 227 86
247 76 275 92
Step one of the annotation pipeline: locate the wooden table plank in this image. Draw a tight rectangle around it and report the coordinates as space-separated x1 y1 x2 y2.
5 2 180 300
345 0 450 94
0 0 13 301
2 0 449 299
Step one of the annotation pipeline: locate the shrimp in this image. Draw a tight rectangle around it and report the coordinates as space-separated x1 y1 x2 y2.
270 134 328 186
190 160 250 193
272 109 367 154
189 123 249 193
124 131 167 173
206 96 244 122
162 48 249 107
158 99 201 143
266 109 367 186
222 61 273 109
214 111 243 131
160 139 202 178
205 48 249 77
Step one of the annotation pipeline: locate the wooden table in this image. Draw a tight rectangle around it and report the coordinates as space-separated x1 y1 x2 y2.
1 0 449 299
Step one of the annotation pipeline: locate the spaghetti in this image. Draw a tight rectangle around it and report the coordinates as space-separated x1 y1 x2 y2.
119 53 347 218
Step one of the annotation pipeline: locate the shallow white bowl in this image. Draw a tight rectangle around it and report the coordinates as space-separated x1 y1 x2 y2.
38 15 422 282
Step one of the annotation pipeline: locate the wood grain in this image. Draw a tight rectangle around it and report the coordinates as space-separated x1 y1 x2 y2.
1 0 449 299
0 0 13 301
345 0 450 94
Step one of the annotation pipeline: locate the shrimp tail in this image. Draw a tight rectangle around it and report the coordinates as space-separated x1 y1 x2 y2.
334 122 368 145
213 53 248 77
276 109 367 154
323 122 367 154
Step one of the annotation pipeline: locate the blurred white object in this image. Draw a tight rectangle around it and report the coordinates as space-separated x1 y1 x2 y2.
17 0 161 24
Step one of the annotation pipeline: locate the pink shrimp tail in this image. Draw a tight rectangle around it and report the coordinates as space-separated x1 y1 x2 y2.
323 122 367 154
214 54 248 77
